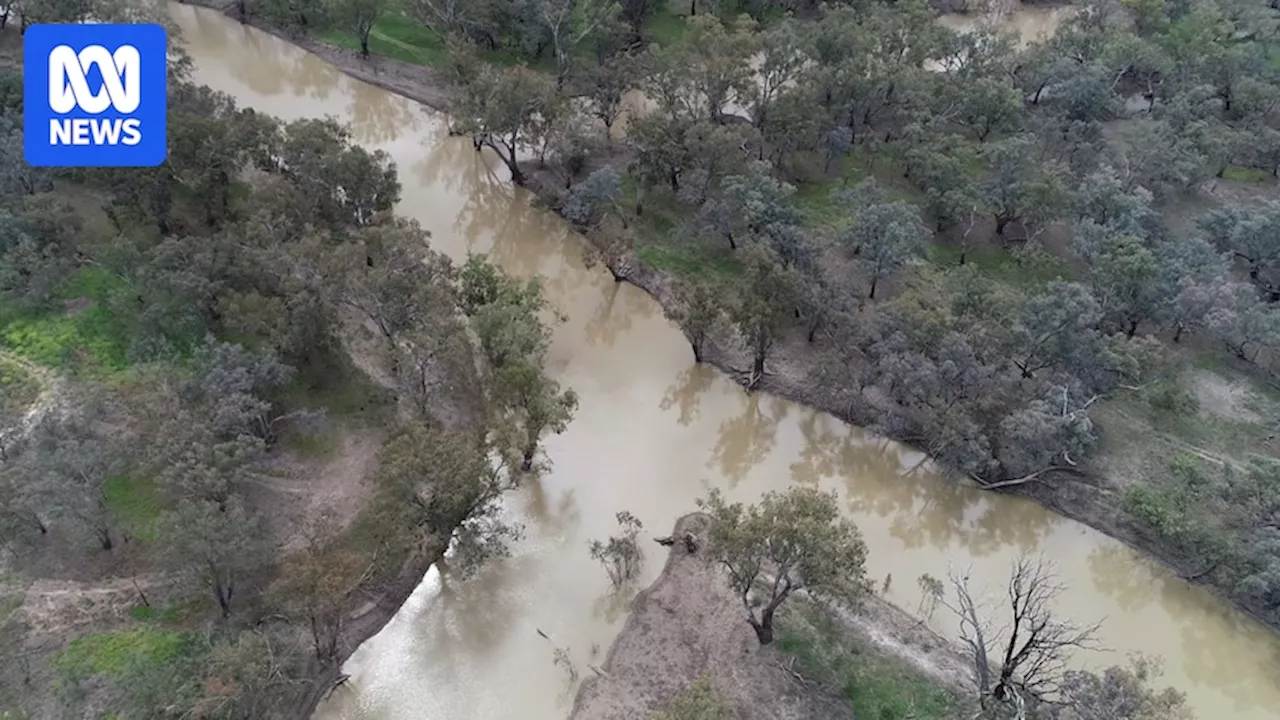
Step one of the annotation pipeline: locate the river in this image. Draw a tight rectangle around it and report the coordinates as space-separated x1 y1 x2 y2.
166 5 1280 719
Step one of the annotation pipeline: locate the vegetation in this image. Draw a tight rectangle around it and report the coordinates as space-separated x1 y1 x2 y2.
232 0 1280 640
777 600 961 720
648 676 730 720
588 510 646 588
0 6 572 716
699 486 871 644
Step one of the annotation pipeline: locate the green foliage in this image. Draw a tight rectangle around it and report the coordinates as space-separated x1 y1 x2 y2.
0 355 38 422
699 485 871 644
55 629 191 677
777 602 959 720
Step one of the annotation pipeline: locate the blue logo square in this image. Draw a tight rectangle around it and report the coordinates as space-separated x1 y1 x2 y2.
23 24 168 168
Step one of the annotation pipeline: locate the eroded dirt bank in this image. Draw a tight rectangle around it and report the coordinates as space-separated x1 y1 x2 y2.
569 514 971 720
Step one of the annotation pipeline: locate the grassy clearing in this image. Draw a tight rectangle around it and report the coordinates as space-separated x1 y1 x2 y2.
1220 165 1275 185
0 267 139 374
55 628 191 677
777 601 960 720
646 5 691 47
103 476 165 543
323 13 550 70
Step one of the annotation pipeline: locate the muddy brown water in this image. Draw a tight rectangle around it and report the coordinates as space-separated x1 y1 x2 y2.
167 5 1280 719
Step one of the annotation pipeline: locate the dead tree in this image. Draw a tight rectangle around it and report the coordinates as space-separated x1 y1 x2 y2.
942 556 1102 712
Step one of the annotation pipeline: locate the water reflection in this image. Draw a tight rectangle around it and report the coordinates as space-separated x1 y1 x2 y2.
710 394 787 486
659 363 716 426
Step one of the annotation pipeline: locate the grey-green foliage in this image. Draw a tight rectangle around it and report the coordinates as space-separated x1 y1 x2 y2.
979 134 1067 236
1200 200 1280 299
156 496 267 617
187 340 295 442
565 165 624 227
840 180 928 299
716 161 802 251
1008 281 1102 380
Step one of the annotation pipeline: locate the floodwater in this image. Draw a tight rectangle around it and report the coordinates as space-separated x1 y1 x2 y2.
167 5 1280 720
937 3 1077 48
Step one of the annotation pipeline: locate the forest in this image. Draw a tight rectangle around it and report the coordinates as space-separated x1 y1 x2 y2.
0 10 576 716
224 0 1280 633
4 0 1280 715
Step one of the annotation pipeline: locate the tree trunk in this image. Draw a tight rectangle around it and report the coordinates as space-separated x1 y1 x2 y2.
995 215 1010 236
691 338 704 363
750 605 777 644
360 32 370 58
235 0 246 22
1173 323 1184 343
1127 319 1139 338
521 444 536 472
868 275 878 299
751 343 766 385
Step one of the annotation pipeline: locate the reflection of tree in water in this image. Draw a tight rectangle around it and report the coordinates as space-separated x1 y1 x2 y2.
709 394 787 487
1087 542 1162 613
520 476 581 537
1170 580 1280 713
580 281 636 349
412 133 485 196
659 363 716 426
346 85 421 145
793 413 1053 554
420 552 538 661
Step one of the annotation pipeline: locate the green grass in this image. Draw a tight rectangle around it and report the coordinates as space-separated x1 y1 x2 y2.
646 5 691 47
1220 165 1274 185
0 267 134 373
129 602 187 624
323 13 546 70
927 243 1069 288
636 241 744 283
55 629 191 677
103 475 165 543
777 601 960 720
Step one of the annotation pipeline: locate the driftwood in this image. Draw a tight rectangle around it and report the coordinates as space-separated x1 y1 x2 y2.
654 532 699 553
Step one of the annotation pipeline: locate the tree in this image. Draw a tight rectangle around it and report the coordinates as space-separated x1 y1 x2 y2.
979 134 1067 238
584 53 641 141
1007 282 1102 379
271 540 369 665
374 423 523 571
155 496 266 618
565 166 626 228
616 0 657 41
667 279 726 363
1091 235 1164 337
648 677 730 720
326 0 386 58
454 65 557 186
539 0 620 85
841 181 929 299
699 486 870 645
588 511 644 587
23 406 122 551
942 556 1101 709
1200 200 1280 300
274 117 400 226
715 163 802 251
749 20 805 134
956 76 1025 143
730 246 800 387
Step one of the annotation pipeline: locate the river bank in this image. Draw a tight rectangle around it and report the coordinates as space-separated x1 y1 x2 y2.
568 514 972 720
169 0 1280 641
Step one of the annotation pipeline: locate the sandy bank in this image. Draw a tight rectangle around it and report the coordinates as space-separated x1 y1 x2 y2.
569 514 971 720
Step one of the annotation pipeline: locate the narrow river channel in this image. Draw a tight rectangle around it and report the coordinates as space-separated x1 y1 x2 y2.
166 5 1280 719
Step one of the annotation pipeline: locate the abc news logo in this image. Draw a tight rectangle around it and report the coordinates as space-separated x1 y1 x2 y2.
24 24 168 168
